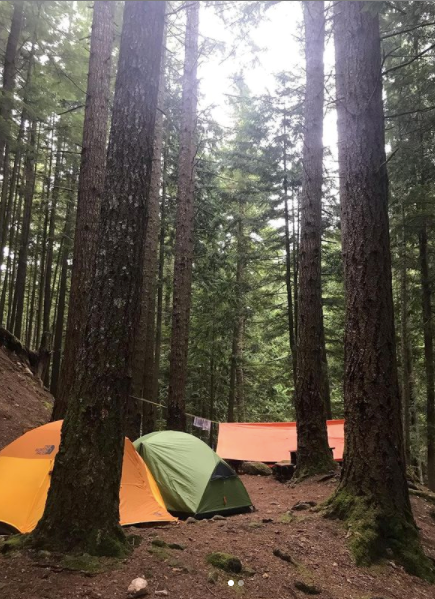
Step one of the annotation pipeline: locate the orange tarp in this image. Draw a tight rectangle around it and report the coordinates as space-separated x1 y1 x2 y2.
0 421 175 534
216 420 344 463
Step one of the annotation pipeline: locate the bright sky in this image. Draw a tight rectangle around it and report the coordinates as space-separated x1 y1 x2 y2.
198 1 338 157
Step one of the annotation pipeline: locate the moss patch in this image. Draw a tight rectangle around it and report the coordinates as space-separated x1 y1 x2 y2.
206 552 242 573
279 512 296 524
60 554 110 574
168 542 185 550
29 524 130 558
0 534 28 554
151 538 168 548
294 580 321 595
324 489 435 582
247 521 263 529
148 545 170 561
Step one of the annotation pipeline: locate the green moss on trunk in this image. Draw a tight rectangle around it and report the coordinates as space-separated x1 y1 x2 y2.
324 490 434 581
30 523 130 558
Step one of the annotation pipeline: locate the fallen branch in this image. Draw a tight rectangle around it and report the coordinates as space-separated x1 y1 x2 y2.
0 327 50 379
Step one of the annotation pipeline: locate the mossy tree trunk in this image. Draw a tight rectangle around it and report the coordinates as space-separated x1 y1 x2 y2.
53 0 115 421
167 1 199 431
31 0 166 556
294 1 335 479
328 1 433 580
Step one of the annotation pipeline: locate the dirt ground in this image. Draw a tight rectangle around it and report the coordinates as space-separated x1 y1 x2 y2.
0 347 52 450
1 475 435 599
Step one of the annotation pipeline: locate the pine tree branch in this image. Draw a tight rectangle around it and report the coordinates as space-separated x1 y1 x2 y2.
57 104 85 116
383 42 435 76
385 105 435 119
381 20 435 40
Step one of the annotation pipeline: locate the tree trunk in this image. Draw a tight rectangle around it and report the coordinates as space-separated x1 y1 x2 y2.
53 1 115 421
12 119 37 340
209 338 215 447
419 224 435 491
235 200 245 422
0 111 25 267
400 202 413 465
32 0 166 556
320 320 332 419
35 137 53 349
39 137 63 386
50 176 75 398
129 17 166 439
0 0 24 167
292 193 299 343
0 171 21 324
235 316 245 421
227 325 237 423
7 174 24 331
328 1 432 578
152 149 168 413
294 1 334 479
167 1 199 431
283 176 297 388
26 212 41 349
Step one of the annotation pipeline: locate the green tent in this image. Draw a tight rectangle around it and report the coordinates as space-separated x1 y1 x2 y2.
133 431 252 518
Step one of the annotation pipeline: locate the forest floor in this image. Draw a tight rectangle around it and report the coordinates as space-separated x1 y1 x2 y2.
0 346 52 449
1 350 435 598
2 474 435 599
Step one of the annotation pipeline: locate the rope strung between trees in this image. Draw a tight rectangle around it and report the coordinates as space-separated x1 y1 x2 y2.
129 395 220 425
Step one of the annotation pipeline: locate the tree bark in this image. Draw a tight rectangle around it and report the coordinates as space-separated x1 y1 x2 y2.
294 1 334 479
399 202 413 465
328 1 432 578
419 224 435 490
0 0 24 167
50 175 75 398
283 175 297 388
35 135 54 349
0 169 21 324
152 149 168 414
129 18 167 440
167 1 199 431
39 138 62 366
7 173 23 331
32 0 166 556
227 326 237 423
0 111 25 271
53 1 115 421
12 119 37 340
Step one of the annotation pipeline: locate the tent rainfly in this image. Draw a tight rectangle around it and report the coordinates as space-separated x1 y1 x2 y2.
134 430 252 518
216 420 345 464
0 421 175 534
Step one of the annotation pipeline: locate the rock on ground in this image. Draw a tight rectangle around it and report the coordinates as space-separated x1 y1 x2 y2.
239 461 272 476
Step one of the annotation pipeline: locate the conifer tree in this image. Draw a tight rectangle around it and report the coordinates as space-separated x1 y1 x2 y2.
32 0 166 555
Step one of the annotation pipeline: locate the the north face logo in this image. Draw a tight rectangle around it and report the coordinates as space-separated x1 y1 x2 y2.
35 445 55 455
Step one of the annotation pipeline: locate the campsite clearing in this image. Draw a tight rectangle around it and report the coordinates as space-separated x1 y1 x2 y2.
1 475 434 599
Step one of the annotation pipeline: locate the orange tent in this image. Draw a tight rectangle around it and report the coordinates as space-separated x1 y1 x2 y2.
0 421 175 534
216 420 344 463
